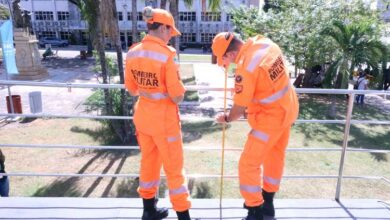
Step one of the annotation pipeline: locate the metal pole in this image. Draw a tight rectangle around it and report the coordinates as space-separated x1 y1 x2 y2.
335 92 355 201
5 0 15 115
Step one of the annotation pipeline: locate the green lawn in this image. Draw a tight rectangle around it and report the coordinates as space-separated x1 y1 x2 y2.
180 63 199 102
0 93 388 200
179 54 212 62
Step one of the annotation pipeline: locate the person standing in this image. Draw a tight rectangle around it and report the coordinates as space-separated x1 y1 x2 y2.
0 149 9 197
211 32 299 220
124 7 193 220
355 72 368 105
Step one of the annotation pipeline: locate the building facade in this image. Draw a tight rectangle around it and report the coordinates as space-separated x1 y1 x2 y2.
1 0 260 47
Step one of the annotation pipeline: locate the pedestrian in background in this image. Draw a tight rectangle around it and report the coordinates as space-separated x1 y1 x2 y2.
0 149 9 197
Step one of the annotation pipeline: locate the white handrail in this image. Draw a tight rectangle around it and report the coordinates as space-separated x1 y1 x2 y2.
1 80 390 95
0 143 389 153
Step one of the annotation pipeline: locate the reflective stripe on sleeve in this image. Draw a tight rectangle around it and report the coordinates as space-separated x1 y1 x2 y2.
252 85 289 104
167 135 180 143
250 129 269 142
240 184 262 193
169 185 188 195
263 176 281 186
139 179 160 189
127 50 169 63
246 44 271 73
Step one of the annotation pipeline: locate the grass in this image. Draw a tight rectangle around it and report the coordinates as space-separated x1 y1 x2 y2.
180 63 199 102
179 54 212 62
0 94 389 200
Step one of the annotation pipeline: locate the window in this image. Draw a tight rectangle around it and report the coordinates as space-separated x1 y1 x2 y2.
128 12 143 21
118 12 123 21
201 12 221 21
226 14 233 22
40 31 56 38
179 12 196 21
180 33 196 43
57 11 69 21
35 11 54 20
201 33 216 43
59 31 71 40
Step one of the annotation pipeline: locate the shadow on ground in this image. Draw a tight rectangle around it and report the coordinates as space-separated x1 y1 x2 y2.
182 121 226 143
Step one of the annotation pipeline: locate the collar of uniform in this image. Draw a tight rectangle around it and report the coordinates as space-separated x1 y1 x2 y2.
234 35 265 64
142 34 166 46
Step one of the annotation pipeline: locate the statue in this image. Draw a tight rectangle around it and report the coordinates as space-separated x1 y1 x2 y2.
12 0 24 28
22 10 32 34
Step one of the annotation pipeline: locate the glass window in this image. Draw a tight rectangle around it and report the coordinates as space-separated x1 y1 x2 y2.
35 11 54 21
57 11 69 21
127 12 143 21
40 31 56 38
201 33 216 43
179 12 196 21
201 12 221 22
180 33 196 43
226 14 233 22
118 12 123 21
59 31 71 40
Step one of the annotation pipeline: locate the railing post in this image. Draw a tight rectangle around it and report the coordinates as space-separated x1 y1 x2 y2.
335 92 355 202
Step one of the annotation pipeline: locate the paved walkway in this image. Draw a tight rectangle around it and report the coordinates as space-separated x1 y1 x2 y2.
0 57 97 116
1 197 389 219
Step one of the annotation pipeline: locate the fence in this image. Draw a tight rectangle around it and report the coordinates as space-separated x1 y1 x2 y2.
0 79 389 203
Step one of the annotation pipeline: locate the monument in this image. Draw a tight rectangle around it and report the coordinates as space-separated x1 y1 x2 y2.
11 0 48 80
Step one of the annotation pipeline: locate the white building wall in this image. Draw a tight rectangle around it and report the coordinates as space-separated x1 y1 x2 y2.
15 0 258 46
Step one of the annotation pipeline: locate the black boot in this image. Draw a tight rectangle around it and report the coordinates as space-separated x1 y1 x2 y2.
142 198 169 220
262 190 275 217
176 210 191 220
243 204 263 220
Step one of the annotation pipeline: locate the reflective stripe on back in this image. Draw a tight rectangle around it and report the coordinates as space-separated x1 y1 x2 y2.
250 129 269 142
139 179 160 189
240 184 262 193
139 91 168 100
127 50 169 63
246 44 271 73
253 85 289 104
263 176 281 185
169 185 188 195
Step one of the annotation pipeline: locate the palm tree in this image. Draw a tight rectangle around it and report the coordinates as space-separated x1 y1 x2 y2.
0 4 10 20
69 0 134 143
322 20 387 89
321 20 387 117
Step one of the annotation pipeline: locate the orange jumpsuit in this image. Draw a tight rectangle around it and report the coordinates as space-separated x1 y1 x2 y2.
125 35 191 212
233 35 299 207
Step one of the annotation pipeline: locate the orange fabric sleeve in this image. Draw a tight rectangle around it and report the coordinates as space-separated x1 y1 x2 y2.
124 59 138 94
233 68 257 107
165 54 186 98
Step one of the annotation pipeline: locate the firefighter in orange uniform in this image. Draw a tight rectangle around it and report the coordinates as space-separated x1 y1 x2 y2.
124 7 193 220
212 32 299 220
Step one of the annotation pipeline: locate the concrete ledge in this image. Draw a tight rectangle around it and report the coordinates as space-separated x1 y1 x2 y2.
0 198 389 219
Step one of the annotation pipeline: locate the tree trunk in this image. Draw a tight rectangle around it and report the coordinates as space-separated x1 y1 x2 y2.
160 0 167 9
202 0 206 12
169 0 180 54
132 0 138 44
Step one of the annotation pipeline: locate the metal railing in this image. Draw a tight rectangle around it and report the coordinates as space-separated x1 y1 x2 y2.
0 80 389 202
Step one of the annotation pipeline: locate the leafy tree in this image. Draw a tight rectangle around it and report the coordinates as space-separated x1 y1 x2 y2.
229 0 387 87
322 20 388 89
0 4 10 20
69 0 135 144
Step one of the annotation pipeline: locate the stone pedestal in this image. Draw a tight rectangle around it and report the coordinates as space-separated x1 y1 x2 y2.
11 29 48 80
